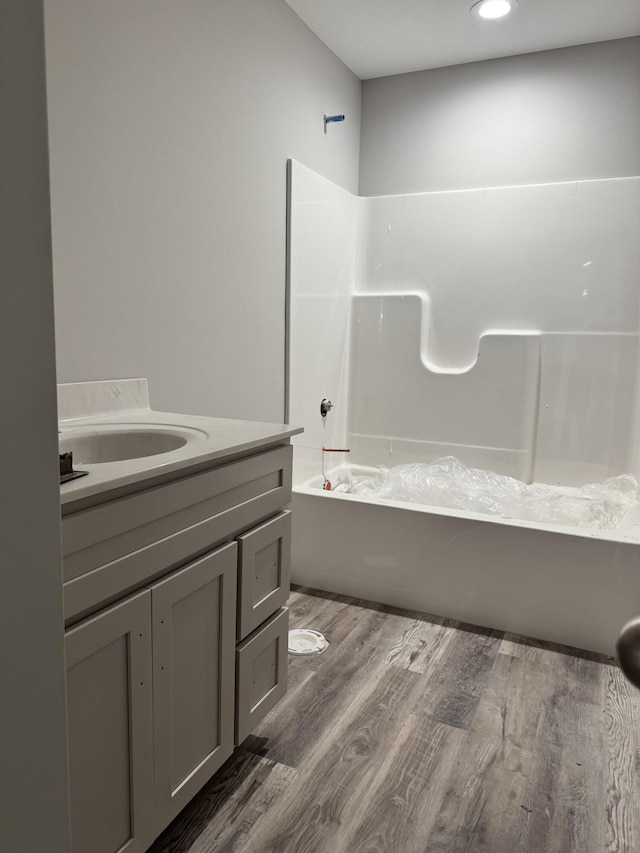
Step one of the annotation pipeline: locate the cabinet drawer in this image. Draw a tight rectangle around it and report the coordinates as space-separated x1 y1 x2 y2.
235 607 289 745
237 510 291 641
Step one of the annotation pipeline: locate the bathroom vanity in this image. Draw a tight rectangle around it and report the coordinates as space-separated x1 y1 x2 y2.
59 380 302 853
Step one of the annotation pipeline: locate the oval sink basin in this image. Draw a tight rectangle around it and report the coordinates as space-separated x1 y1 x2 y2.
59 427 195 464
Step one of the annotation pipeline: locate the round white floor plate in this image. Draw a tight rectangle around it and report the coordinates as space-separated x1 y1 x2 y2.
288 628 329 656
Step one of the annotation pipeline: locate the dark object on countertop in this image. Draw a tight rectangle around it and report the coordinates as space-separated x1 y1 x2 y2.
60 451 89 484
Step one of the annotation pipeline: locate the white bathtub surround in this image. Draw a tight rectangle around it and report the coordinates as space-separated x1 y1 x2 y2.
349 303 638 485
350 297 541 480
288 163 364 485
288 162 640 486
361 179 640 368
59 379 302 507
287 162 640 655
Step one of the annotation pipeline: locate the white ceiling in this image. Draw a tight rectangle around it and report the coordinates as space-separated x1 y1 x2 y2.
284 0 640 79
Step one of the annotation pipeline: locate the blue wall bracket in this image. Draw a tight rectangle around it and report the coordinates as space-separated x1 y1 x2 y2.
324 114 345 134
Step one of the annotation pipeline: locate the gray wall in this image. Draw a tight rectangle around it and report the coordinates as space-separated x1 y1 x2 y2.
360 37 640 196
0 2 70 851
46 0 361 423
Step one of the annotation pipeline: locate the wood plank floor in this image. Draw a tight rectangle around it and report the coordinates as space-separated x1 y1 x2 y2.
148 586 640 853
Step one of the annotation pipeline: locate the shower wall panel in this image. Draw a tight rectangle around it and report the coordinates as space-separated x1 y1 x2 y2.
349 294 540 479
288 164 640 486
534 334 639 485
362 178 640 370
288 161 363 483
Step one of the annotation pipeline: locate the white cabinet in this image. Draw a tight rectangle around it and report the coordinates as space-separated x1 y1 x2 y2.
63 444 293 853
65 591 154 853
151 543 236 832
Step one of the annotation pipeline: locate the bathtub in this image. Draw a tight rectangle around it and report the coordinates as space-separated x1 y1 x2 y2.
290 468 640 656
286 163 640 657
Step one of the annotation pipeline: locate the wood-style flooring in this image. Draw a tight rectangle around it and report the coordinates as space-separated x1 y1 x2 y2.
148 586 640 853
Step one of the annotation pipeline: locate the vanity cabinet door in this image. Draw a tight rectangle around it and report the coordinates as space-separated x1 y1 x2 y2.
151 542 237 835
65 590 154 853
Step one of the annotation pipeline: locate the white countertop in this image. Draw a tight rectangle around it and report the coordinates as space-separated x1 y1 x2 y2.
58 381 302 509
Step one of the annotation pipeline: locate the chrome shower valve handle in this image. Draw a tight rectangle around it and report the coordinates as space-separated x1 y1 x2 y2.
320 399 334 418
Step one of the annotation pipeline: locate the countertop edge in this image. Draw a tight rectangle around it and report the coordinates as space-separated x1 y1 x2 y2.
60 410 303 511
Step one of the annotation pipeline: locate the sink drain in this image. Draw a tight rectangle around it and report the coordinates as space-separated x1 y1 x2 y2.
288 629 329 656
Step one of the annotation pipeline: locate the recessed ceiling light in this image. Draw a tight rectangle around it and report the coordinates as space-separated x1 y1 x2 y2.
470 0 519 20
